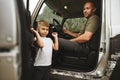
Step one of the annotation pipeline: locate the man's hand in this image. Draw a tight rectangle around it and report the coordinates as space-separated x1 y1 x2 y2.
63 27 80 38
63 27 69 34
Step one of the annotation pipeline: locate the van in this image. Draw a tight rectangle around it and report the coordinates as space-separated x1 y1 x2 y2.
0 0 120 80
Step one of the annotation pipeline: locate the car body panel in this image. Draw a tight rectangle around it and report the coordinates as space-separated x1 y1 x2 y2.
0 0 21 80
0 0 120 80
0 0 17 48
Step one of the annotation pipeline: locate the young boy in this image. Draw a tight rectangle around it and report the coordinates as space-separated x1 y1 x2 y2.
31 20 58 80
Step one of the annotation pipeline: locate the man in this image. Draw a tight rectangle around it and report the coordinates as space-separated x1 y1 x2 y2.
59 1 100 56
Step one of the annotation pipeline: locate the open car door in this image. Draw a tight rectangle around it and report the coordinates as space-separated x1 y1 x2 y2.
30 0 110 80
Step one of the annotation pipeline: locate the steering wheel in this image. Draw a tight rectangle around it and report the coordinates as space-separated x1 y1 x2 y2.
52 18 73 39
53 18 61 26
51 18 67 38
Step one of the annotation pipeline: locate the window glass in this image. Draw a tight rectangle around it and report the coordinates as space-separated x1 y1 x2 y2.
36 3 63 24
36 3 86 32
64 18 86 32
23 0 27 9
23 0 39 13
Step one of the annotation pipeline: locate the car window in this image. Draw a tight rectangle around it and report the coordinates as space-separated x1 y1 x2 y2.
36 3 63 24
23 0 27 9
23 0 39 13
36 3 87 33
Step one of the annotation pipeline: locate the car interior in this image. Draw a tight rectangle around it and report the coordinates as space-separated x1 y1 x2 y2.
32 0 102 72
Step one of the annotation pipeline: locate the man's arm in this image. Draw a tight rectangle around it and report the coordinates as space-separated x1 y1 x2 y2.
70 31 93 43
63 27 80 37
70 15 99 43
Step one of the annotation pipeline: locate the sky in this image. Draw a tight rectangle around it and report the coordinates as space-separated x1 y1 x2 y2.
23 0 38 13
23 0 46 14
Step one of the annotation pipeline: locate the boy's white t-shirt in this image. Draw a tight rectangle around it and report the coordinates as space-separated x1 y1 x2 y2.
34 37 53 66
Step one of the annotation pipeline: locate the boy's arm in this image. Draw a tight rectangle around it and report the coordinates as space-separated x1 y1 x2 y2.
52 32 59 51
31 28 44 48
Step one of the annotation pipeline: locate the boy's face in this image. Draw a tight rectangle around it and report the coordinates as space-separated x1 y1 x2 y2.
37 25 49 37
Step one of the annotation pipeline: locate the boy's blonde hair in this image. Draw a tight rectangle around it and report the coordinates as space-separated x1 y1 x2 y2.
36 20 49 30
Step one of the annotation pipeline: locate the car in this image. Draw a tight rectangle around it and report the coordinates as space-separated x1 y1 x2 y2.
0 0 120 80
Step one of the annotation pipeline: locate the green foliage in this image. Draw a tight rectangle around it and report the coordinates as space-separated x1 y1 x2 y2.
64 18 86 32
36 6 62 24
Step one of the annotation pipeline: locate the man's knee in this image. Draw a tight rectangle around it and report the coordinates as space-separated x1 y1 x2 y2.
58 38 65 44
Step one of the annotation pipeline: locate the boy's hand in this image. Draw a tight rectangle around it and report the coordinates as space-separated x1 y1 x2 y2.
30 28 38 34
52 32 58 37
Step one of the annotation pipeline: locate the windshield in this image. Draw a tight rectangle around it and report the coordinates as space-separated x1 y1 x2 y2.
36 3 86 33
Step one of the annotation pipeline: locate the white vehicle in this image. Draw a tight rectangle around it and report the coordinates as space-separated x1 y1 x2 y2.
0 0 120 80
